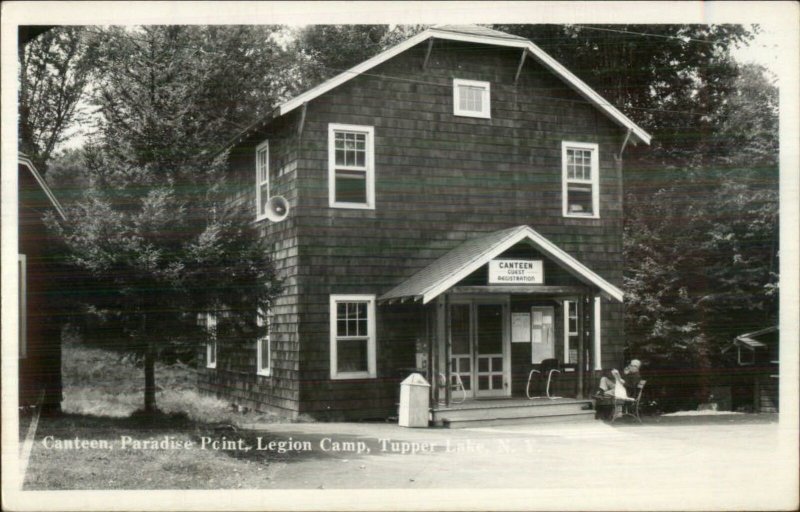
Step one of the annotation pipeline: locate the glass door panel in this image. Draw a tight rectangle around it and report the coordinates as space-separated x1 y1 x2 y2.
531 306 555 364
449 303 473 397
475 303 505 396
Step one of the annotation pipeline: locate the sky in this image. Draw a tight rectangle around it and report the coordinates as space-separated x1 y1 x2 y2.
731 26 781 79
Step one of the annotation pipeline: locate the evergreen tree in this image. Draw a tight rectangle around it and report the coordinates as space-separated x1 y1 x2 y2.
622 64 778 370
47 26 282 413
490 24 778 370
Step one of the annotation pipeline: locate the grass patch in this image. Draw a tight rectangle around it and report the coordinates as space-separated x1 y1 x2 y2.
25 411 325 490
24 341 324 489
61 339 283 425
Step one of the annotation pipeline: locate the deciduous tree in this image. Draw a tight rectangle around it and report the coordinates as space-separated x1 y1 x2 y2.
18 26 97 173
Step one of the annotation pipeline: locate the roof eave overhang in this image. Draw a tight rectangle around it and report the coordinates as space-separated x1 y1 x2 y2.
18 154 67 221
232 27 650 149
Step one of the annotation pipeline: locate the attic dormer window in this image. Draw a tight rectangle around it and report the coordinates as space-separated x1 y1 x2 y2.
453 79 491 119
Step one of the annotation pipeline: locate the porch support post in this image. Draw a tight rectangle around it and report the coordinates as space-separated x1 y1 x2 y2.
576 295 586 399
435 295 447 406
427 302 435 405
444 294 451 407
586 293 596 397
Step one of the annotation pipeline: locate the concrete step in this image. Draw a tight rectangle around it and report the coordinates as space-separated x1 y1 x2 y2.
443 410 596 428
433 400 592 423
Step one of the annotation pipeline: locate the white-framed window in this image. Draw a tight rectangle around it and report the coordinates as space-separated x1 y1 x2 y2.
563 300 579 364
18 254 27 359
738 346 755 366
257 308 271 376
255 140 270 220
328 124 375 209
562 141 600 218
329 294 377 380
199 312 218 369
453 78 491 119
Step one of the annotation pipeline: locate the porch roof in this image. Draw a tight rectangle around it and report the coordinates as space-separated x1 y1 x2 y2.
378 225 624 304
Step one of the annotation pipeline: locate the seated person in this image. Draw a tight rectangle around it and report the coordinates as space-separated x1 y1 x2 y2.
597 368 627 398
595 369 626 420
623 359 642 398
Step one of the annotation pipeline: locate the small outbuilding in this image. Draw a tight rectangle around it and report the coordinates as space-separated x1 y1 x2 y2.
723 326 779 413
18 153 68 413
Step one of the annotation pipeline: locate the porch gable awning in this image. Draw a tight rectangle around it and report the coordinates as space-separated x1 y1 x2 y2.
379 225 624 304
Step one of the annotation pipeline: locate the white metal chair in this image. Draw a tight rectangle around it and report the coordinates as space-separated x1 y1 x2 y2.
526 358 562 399
438 372 467 404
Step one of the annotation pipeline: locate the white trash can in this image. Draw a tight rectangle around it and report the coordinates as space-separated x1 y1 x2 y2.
398 373 430 427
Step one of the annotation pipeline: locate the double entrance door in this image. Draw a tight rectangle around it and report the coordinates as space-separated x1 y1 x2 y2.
449 300 509 398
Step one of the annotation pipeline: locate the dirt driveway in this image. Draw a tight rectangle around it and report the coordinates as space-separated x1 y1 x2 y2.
238 414 794 508
20 413 796 510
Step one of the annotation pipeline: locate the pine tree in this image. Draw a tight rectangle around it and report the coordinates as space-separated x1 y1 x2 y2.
47 26 282 413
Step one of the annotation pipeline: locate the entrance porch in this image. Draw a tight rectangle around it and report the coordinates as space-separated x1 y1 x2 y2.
379 225 625 426
428 289 597 408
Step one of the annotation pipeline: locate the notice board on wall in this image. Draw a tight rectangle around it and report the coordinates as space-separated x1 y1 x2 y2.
511 312 531 343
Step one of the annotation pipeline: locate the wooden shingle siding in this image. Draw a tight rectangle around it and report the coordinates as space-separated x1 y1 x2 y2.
291 41 625 417
211 37 630 419
198 114 306 418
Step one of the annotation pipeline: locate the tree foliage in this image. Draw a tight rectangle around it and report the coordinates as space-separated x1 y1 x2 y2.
490 25 778 369
47 26 282 412
493 24 755 168
621 65 778 369
624 178 778 369
18 26 97 173
289 25 427 88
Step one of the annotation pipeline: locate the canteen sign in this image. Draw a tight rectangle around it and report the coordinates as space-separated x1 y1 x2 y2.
488 259 544 284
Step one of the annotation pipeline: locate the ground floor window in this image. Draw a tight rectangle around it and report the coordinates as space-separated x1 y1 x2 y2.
257 308 271 376
329 294 376 379
198 312 217 369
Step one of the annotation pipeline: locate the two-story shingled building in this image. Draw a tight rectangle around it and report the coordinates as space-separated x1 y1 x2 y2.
199 25 651 426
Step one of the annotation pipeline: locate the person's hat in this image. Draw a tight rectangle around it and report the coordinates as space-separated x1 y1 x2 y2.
629 359 642 368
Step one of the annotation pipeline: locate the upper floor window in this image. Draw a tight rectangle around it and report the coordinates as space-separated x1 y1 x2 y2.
257 307 271 376
328 124 375 209
453 79 491 119
255 140 270 219
329 294 376 380
199 312 218 369
562 141 599 218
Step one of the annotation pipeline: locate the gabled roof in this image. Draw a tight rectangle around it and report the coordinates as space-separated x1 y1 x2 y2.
229 25 651 148
723 326 779 354
735 326 778 348
18 153 66 221
426 24 529 41
379 225 624 304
